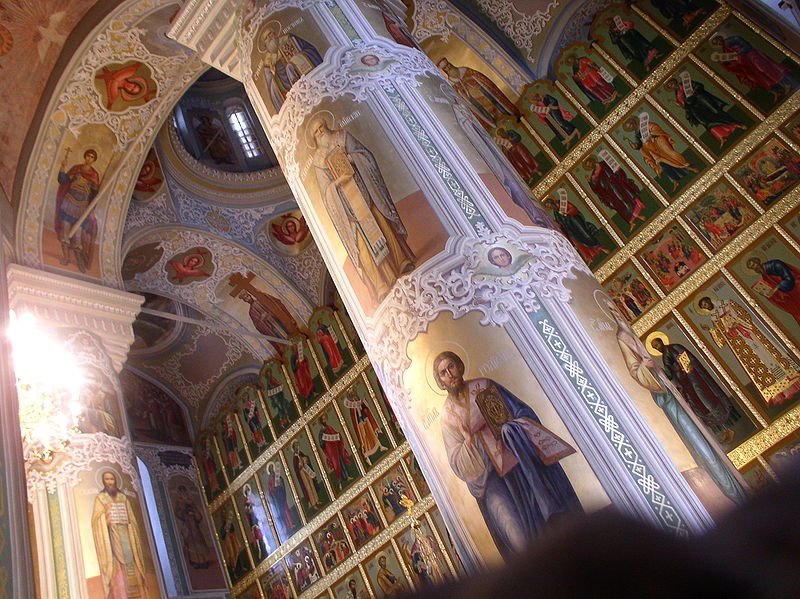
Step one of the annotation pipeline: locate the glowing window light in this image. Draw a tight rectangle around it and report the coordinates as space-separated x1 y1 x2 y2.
228 108 262 159
8 311 84 464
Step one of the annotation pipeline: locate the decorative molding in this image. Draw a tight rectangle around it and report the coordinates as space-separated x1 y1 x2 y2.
254 235 327 304
170 183 277 242
472 0 559 64
56 27 193 151
170 0 219 44
411 0 452 43
136 444 197 483
124 189 179 234
728 404 800 468
267 43 438 173
26 434 140 497
6 264 143 372
165 121 286 188
169 0 243 79
369 228 583 390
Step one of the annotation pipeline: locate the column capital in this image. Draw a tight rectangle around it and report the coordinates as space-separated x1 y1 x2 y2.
168 0 243 80
6 264 144 373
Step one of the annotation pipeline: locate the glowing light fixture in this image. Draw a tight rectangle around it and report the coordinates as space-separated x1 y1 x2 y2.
8 311 84 464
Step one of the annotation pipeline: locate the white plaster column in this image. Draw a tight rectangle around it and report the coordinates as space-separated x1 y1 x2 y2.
0 245 35 598
7 264 164 599
171 0 746 574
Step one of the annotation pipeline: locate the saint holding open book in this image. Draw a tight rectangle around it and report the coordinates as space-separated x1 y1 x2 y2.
433 350 582 558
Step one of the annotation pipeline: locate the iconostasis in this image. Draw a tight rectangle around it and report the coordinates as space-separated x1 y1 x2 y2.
193 301 462 598
417 0 800 489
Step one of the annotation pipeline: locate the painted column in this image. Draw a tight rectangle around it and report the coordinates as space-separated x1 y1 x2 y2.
7 265 164 599
0 242 35 598
136 445 228 598
173 0 747 573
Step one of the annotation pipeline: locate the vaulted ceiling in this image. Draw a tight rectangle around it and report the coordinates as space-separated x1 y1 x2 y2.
1 0 327 432
119 70 331 430
0 0 577 436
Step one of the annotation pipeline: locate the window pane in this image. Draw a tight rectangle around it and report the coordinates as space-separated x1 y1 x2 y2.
227 108 262 158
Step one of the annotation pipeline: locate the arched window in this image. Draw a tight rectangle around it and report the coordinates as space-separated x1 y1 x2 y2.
227 107 262 158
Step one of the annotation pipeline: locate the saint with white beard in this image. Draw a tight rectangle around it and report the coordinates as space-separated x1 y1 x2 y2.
309 113 415 304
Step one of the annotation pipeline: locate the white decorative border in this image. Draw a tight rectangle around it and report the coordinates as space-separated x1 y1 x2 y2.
473 0 559 63
16 0 207 287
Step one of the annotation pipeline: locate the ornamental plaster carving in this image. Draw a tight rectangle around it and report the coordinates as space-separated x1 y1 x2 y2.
171 0 218 45
125 174 325 304
170 183 277 244
473 0 559 63
6 264 142 372
136 444 197 484
141 324 252 412
56 26 189 149
124 189 178 234
270 43 438 171
410 0 452 43
367 227 584 408
26 434 140 497
556 0 612 47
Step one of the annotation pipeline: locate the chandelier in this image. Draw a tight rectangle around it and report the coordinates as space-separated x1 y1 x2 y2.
8 312 84 464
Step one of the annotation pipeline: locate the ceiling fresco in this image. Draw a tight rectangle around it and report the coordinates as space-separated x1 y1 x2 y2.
5 0 591 436
129 314 261 425
0 0 101 200
124 292 262 427
118 75 331 426
14 0 206 287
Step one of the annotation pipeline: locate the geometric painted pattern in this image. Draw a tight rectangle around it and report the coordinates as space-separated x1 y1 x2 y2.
383 83 489 232
531 310 690 537
325 0 360 41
